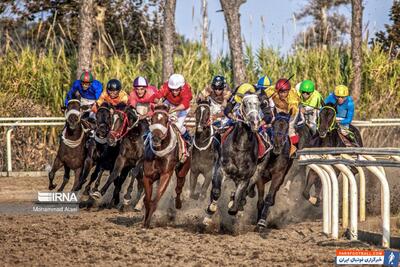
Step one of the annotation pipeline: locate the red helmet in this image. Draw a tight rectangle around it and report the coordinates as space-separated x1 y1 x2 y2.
275 78 291 92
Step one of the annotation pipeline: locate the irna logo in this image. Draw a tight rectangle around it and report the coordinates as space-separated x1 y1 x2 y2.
37 192 78 203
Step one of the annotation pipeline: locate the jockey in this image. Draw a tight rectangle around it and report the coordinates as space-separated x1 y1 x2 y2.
128 76 158 118
265 78 300 156
198 75 231 128
152 73 193 143
324 85 355 141
92 79 128 112
65 70 103 107
298 80 324 134
255 75 275 125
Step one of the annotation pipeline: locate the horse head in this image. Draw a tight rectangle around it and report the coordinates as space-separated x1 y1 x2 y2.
241 94 261 132
195 99 211 133
65 99 81 130
95 103 113 139
317 103 337 138
108 106 139 146
149 104 170 147
272 112 290 154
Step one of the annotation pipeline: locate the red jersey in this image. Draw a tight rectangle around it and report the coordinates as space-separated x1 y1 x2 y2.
128 86 157 116
153 82 193 109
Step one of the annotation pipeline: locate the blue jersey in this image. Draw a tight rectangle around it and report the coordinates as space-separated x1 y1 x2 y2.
324 93 354 126
65 80 103 106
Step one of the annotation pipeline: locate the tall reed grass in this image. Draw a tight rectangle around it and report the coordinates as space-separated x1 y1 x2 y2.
0 41 399 117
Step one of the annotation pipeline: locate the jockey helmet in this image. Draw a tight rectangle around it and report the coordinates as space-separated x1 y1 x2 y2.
256 75 272 91
211 75 226 90
107 79 122 92
80 70 94 83
133 76 148 88
334 85 349 97
300 80 315 93
168 74 185 90
234 83 256 103
275 78 291 92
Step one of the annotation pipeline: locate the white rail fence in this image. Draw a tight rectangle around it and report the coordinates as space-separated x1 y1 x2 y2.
298 147 400 248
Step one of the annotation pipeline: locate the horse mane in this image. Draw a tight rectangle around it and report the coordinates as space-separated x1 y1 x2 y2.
197 99 210 106
100 102 112 109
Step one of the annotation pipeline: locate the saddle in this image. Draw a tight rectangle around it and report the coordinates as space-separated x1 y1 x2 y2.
338 125 360 147
221 126 270 160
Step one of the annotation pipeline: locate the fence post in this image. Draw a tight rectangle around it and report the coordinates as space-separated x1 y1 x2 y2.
6 127 14 176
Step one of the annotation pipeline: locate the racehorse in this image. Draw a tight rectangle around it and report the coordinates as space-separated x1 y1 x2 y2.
204 94 261 223
189 99 219 200
48 99 88 192
302 103 363 206
91 106 146 209
252 112 294 228
142 105 191 228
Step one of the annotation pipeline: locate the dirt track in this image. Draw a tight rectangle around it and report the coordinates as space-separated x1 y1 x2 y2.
0 172 382 266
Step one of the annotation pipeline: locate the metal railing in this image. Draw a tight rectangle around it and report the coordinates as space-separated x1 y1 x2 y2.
298 147 400 248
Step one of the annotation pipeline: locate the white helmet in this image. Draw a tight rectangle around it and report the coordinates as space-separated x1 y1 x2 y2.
168 74 185 90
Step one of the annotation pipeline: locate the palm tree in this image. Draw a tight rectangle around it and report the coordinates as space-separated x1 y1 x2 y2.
351 0 363 103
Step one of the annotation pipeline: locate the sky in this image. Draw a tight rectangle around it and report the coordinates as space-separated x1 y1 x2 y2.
175 0 393 56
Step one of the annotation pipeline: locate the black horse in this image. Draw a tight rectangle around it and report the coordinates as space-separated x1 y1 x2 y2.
302 103 363 206
189 99 219 200
91 106 146 209
48 99 88 192
204 94 261 225
250 112 294 228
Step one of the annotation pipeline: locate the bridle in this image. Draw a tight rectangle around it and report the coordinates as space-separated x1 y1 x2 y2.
65 99 81 122
239 94 261 125
109 109 139 141
194 103 214 151
149 109 171 141
317 105 337 133
271 113 290 145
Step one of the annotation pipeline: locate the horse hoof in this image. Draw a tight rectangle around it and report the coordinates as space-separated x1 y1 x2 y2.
48 184 57 191
91 191 101 200
202 215 213 226
257 219 267 228
175 198 182 209
57 188 63 192
207 200 218 214
228 209 238 216
247 188 256 198
123 198 130 206
308 196 318 206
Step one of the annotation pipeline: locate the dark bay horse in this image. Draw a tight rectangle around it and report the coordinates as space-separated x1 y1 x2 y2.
143 105 191 228
302 103 363 206
72 103 112 195
91 106 146 209
253 112 294 228
204 94 261 225
48 99 88 192
190 99 219 200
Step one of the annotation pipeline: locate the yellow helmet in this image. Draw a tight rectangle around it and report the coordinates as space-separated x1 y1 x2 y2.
234 83 256 103
334 85 349 97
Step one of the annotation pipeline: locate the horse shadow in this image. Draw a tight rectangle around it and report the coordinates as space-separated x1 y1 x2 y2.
107 215 143 227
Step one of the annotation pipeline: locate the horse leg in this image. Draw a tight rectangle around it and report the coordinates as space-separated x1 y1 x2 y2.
199 169 213 200
256 178 266 222
206 166 223 215
189 169 200 200
122 168 137 207
302 169 320 206
48 157 63 190
57 166 71 192
71 167 82 192
143 176 154 228
132 167 144 211
228 179 250 216
99 156 126 197
73 157 93 192
175 159 190 208
145 171 173 228
257 172 286 228
111 167 130 208
92 168 104 193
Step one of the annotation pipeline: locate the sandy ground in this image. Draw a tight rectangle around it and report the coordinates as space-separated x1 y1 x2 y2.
0 164 387 267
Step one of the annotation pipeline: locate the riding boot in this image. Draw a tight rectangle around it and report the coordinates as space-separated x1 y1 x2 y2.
289 144 297 158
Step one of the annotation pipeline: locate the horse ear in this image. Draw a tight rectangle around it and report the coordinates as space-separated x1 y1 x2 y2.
207 97 211 105
127 107 138 125
109 107 115 115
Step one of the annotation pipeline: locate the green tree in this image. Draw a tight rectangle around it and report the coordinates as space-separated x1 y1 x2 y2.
294 0 350 49
372 0 400 57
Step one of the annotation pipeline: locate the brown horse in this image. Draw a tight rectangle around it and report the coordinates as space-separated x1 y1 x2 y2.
143 105 191 228
48 99 88 192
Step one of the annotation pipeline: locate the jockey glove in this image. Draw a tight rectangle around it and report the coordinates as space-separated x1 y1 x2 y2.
290 134 299 145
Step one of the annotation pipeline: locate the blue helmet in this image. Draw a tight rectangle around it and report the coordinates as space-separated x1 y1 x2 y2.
256 75 273 92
